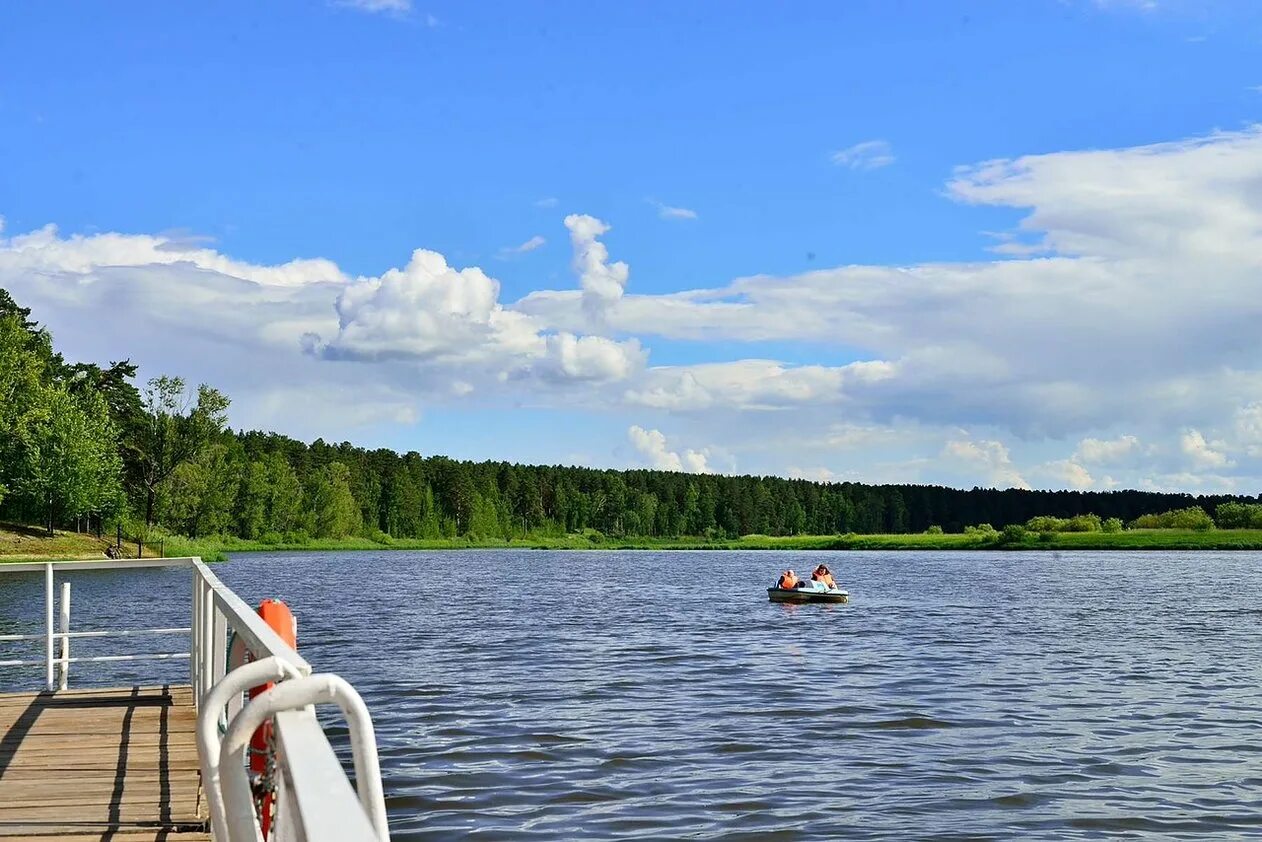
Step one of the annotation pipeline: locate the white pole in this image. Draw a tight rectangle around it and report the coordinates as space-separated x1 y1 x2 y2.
192 572 201 703
44 564 54 691
58 582 70 691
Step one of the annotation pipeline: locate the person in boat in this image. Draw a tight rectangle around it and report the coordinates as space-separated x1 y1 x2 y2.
775 569 803 589
811 564 838 589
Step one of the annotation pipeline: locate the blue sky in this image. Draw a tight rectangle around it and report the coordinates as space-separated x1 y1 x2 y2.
3 1 1262 491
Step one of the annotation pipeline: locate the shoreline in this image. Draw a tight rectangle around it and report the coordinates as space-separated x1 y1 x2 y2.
6 528 1262 563
144 529 1262 561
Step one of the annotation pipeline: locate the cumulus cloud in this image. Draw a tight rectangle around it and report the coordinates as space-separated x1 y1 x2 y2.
628 426 710 473
832 140 895 170
942 438 1029 490
316 248 643 383
564 214 630 323
1035 460 1095 490
1179 429 1232 470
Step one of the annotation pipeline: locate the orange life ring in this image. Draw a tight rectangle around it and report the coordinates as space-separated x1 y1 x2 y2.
250 599 297 837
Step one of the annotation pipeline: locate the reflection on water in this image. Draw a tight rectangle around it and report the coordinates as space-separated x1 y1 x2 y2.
4 550 1262 839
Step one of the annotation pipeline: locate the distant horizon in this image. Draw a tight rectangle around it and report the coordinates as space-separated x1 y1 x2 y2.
3 1 1262 495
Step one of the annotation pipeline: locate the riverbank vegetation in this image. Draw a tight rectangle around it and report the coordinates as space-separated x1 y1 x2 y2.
3 288 1261 561
8 518 1262 563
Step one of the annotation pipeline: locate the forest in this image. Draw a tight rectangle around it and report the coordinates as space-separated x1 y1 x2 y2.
1 288 1256 545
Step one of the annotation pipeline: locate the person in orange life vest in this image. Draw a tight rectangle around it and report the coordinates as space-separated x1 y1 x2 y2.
811 564 837 589
776 569 801 589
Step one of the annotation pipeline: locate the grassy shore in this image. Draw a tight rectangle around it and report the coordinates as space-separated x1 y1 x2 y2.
0 522 160 562
160 527 1262 561
6 524 1262 563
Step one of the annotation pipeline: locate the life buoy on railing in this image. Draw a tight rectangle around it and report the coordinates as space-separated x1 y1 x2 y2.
232 599 297 838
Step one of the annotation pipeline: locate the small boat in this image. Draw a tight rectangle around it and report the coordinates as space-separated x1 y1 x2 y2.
767 583 849 604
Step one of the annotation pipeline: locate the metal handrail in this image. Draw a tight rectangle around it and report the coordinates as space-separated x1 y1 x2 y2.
0 557 199 689
0 557 387 841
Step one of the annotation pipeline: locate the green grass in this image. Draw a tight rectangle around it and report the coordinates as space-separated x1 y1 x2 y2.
0 521 160 562
8 523 1262 563
165 527 1262 561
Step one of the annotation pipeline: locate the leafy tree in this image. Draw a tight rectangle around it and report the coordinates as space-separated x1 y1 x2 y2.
1215 502 1262 529
310 461 361 538
12 386 123 533
161 443 237 537
132 377 230 527
1131 507 1215 531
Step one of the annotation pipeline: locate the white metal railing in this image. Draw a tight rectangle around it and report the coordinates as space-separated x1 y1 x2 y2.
0 557 389 842
0 557 194 689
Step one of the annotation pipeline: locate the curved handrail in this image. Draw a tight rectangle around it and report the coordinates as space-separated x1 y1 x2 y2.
196 656 302 840
220 673 389 842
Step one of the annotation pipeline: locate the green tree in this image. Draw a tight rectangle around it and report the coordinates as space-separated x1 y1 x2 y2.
162 444 237 537
310 461 361 538
13 386 123 533
133 377 231 527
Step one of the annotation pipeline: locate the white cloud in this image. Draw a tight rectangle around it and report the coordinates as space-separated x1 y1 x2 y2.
627 426 710 473
624 359 894 411
1234 403 1262 456
11 123 1262 492
648 200 698 221
1179 429 1232 470
1093 0 1158 11
831 140 895 170
1035 460 1095 490
334 0 411 14
564 213 629 323
316 248 643 384
942 438 1029 490
534 197 559 209
499 235 546 257
1074 434 1140 464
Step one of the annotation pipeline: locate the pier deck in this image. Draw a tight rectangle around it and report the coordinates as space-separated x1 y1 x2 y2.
0 684 208 841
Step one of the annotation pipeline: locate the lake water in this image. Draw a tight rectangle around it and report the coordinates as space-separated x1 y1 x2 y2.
3 549 1262 839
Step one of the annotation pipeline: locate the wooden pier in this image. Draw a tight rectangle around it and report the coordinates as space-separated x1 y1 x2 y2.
0 684 208 841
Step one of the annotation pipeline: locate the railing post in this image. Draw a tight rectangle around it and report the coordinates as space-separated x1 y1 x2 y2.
201 581 214 702
58 582 71 691
212 608 227 691
192 571 201 704
44 563 54 691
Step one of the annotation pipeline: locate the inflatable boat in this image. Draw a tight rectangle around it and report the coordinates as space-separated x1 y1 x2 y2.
767 582 849 604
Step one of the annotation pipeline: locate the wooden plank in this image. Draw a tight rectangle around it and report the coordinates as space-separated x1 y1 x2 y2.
0 684 208 838
13 835 210 842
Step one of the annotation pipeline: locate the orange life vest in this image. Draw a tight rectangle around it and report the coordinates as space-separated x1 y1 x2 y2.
778 572 798 589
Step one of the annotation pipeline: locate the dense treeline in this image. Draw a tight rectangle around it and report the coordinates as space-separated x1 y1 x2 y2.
2 288 1258 543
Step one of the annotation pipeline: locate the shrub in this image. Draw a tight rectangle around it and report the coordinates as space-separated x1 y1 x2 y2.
1215 502 1262 529
925 525 944 535
1131 507 1215 531
364 528 393 544
1102 517 1123 533
259 530 283 545
998 524 1028 545
1025 514 1102 533
1064 514 1103 533
964 523 997 536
